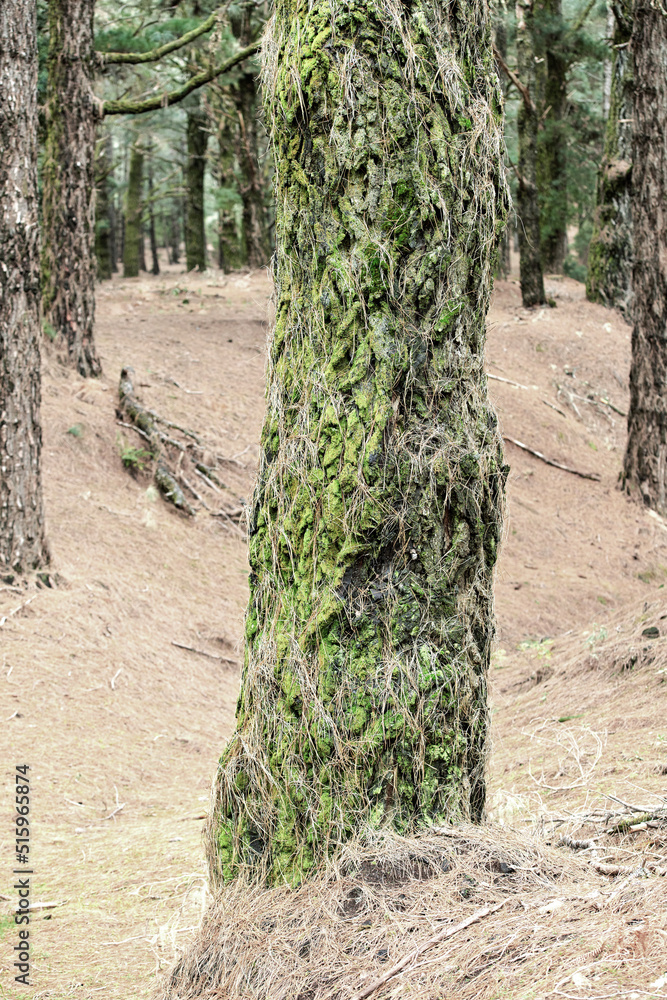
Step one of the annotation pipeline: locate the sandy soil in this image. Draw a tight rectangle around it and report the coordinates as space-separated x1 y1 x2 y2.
2 261 666 998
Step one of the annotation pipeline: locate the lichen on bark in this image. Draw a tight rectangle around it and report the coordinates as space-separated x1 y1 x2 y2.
206 0 509 888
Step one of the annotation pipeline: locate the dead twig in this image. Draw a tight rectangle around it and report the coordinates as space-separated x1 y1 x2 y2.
503 436 601 481
171 640 238 665
352 900 508 1000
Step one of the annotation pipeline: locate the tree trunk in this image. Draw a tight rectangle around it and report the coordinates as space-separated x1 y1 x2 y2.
95 134 113 281
206 0 509 888
0 0 49 573
185 108 208 272
494 18 511 280
622 0 667 511
148 150 160 276
586 0 633 315
536 0 568 274
169 201 180 264
516 0 546 307
232 72 271 269
41 0 101 377
123 144 144 278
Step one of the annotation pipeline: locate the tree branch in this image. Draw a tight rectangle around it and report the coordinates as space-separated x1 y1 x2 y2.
493 43 537 114
102 42 260 116
98 9 221 65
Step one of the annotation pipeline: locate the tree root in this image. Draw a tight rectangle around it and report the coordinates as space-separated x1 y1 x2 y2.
117 365 246 526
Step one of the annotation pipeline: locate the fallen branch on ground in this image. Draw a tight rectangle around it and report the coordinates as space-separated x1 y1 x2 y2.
117 366 246 519
503 436 601 481
351 900 508 1000
172 640 238 665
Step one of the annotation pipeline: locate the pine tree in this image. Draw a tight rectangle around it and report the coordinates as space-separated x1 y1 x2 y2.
205 0 509 888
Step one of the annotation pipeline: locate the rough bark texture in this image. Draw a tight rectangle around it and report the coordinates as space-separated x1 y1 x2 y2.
0 0 49 572
586 0 633 314
622 1 667 511
494 18 511 280
206 0 509 888
536 0 567 274
148 152 160 276
516 0 546 306
41 0 101 377
185 108 208 272
123 144 144 278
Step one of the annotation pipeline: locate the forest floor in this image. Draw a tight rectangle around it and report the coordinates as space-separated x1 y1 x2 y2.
2 260 666 999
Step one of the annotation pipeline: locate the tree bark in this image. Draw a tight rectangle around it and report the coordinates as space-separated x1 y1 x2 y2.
516 0 547 307
185 108 208 272
536 0 568 274
123 144 144 278
0 0 49 572
494 18 511 280
586 0 633 314
622 0 667 511
41 0 101 377
206 0 509 888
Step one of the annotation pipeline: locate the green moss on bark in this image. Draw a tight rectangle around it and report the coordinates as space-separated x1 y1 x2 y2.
123 144 144 278
206 0 509 888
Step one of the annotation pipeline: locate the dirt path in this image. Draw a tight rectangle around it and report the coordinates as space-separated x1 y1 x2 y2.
2 265 666 998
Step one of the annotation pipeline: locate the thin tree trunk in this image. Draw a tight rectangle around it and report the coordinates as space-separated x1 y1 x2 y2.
95 135 113 280
516 0 547 306
169 204 181 265
185 108 208 272
123 144 144 278
148 149 160 275
41 0 101 377
536 0 568 274
233 73 271 269
622 0 667 510
586 0 633 314
206 0 509 888
0 0 49 572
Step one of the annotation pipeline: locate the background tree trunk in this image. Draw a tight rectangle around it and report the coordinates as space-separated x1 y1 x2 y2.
148 149 160 276
586 0 633 314
232 73 271 269
185 108 208 272
123 144 144 278
206 0 509 888
622 0 667 511
536 0 568 274
516 0 547 306
41 0 101 377
0 0 49 573
95 135 113 281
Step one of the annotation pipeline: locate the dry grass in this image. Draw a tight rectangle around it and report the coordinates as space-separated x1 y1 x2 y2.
158 823 667 1000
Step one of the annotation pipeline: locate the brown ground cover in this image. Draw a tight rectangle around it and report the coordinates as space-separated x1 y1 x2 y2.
2 263 666 998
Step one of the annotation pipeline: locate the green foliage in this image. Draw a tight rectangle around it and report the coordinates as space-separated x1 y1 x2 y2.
43 320 57 342
116 434 150 472
67 423 84 438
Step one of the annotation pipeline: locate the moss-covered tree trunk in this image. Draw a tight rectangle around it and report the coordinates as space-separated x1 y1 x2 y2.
494 17 511 280
206 0 509 889
536 0 568 274
0 0 49 573
622 0 667 510
41 0 101 377
123 144 144 278
516 0 546 306
185 108 208 272
586 0 633 314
